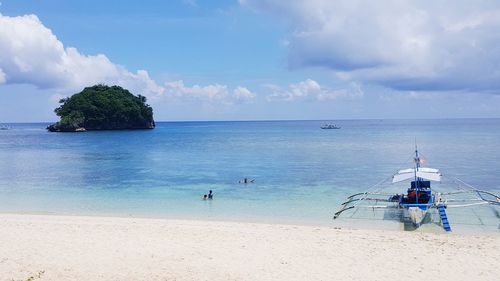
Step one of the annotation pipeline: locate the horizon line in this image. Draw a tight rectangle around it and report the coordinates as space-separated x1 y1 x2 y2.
2 117 500 124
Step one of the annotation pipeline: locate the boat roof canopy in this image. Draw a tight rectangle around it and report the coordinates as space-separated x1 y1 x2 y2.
392 168 441 183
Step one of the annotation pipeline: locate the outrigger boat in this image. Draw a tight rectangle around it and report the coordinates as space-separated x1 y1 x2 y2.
333 146 500 232
320 124 341 129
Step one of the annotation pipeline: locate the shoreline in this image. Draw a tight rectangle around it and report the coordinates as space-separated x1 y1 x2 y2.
1 213 499 281
1 210 497 235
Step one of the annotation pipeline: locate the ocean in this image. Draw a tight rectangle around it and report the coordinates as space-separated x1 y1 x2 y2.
0 119 499 232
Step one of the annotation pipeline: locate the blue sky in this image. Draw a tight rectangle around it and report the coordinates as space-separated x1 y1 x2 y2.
1 0 500 122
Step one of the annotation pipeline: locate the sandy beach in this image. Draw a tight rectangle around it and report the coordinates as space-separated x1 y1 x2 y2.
0 214 498 281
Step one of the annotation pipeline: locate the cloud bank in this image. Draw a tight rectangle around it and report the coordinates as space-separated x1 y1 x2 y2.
241 0 500 93
266 79 363 101
163 80 256 103
0 11 365 107
0 14 164 97
0 13 257 104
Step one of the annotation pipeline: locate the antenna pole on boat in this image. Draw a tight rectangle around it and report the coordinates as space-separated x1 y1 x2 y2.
414 142 420 204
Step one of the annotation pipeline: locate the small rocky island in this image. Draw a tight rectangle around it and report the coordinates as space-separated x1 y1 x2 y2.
47 85 155 132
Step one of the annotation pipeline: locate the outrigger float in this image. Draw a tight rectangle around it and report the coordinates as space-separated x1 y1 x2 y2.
333 146 500 232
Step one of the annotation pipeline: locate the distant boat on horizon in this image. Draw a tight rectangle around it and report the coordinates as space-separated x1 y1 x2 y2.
320 124 341 129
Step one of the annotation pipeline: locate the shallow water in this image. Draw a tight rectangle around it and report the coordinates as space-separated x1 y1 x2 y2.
0 119 499 232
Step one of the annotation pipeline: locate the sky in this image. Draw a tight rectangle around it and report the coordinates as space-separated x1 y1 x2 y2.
1 0 500 122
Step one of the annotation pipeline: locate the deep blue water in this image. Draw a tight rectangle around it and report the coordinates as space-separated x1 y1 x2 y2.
0 119 499 230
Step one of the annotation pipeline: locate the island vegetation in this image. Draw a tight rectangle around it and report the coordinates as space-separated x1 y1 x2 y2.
47 85 155 132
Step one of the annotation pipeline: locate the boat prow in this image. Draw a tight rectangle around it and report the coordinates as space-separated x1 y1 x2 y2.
408 207 425 225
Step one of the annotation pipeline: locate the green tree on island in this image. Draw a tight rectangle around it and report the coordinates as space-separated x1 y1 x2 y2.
48 85 155 132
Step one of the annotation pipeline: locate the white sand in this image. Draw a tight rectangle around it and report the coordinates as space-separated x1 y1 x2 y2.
1 214 498 281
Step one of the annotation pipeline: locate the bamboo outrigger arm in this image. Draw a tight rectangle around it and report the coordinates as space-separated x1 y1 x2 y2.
440 189 499 205
334 204 396 219
341 197 394 205
475 190 500 205
347 192 395 199
333 206 355 219
445 202 490 208
442 190 499 197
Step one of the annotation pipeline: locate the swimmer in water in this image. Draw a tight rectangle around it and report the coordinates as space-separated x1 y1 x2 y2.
239 178 255 184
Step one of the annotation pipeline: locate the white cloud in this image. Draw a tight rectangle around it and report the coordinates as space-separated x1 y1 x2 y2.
241 0 500 93
0 68 5 84
290 79 320 99
163 80 257 104
266 79 320 101
379 90 436 102
164 80 228 101
0 14 164 97
317 82 364 101
266 79 363 101
0 13 258 106
233 86 256 101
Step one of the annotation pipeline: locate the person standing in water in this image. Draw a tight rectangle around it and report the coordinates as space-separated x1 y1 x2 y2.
208 190 213 199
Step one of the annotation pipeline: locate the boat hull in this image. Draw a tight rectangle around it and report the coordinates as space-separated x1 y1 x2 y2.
408 207 426 226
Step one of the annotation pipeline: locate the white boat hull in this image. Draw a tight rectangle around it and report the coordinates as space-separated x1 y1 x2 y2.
408 207 426 225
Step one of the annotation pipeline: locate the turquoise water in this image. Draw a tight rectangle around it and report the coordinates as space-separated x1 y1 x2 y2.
0 119 499 232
